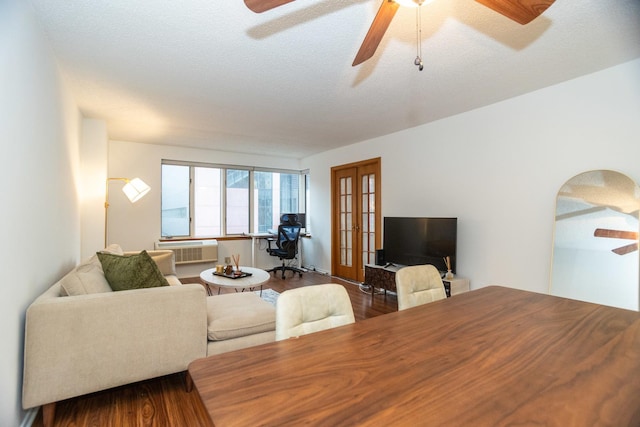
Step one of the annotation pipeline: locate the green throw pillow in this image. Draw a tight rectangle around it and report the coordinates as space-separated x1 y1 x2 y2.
97 250 170 291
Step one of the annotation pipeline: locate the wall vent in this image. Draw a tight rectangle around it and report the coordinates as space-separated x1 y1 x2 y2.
154 240 218 265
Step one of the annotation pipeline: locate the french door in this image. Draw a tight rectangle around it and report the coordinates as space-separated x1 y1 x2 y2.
331 158 381 282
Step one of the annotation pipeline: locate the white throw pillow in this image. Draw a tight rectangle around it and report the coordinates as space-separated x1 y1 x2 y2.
59 255 112 296
101 243 124 255
150 251 177 276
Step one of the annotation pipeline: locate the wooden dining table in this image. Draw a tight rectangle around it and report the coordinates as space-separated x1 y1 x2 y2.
188 286 640 426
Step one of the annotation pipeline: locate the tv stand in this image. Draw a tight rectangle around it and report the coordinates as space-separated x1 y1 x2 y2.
363 264 401 297
363 264 470 298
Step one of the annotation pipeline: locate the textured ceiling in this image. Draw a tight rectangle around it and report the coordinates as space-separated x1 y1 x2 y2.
29 0 640 159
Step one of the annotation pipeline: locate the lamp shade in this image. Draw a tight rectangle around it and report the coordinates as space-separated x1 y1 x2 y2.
121 178 151 203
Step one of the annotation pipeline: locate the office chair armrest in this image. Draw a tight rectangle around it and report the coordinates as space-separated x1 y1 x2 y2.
266 237 276 249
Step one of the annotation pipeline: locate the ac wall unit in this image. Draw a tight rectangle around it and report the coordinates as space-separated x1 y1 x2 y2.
154 240 218 265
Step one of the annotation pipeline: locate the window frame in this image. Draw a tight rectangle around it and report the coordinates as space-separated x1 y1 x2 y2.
161 160 308 239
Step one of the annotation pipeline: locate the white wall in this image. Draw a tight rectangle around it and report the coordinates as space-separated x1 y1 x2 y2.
80 119 108 259
107 60 640 291
552 247 637 310
0 1 82 425
302 59 640 295
107 141 303 277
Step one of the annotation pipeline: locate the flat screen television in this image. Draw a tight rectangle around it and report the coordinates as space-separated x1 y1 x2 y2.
383 217 457 273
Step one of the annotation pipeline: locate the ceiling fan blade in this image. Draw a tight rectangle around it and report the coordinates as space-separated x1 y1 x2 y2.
594 228 639 240
352 0 400 66
475 0 555 25
244 0 295 13
612 243 639 256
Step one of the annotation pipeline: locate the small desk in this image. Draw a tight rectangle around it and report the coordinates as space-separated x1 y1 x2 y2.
244 232 273 267
199 266 269 295
189 286 640 426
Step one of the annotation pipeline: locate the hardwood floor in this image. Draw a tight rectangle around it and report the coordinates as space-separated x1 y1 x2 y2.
32 271 397 427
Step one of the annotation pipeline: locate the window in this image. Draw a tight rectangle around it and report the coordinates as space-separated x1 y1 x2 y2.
254 171 300 233
194 167 221 236
161 161 306 238
161 164 190 237
226 169 249 235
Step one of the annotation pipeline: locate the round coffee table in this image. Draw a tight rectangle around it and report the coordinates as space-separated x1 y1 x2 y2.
200 266 270 296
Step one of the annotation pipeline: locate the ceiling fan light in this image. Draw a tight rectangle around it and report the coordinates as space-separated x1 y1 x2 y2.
394 0 432 8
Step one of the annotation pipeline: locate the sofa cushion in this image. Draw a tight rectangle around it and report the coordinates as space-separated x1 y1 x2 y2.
102 243 124 255
59 255 113 296
207 293 276 341
165 275 182 286
149 251 177 276
97 250 170 291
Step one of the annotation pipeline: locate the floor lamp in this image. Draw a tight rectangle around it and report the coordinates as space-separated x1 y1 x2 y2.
105 177 151 247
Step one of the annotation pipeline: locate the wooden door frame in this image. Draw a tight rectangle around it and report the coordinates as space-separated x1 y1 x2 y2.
331 157 381 282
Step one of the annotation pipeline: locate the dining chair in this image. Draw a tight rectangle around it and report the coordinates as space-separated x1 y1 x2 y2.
275 284 355 340
395 264 447 311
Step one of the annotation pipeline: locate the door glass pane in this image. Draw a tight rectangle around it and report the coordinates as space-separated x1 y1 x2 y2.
339 175 353 267
361 173 376 269
340 179 351 257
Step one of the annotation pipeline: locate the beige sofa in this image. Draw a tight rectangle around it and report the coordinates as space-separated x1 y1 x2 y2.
22 245 275 426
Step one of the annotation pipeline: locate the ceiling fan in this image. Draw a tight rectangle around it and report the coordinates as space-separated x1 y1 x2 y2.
243 0 556 66
594 228 639 255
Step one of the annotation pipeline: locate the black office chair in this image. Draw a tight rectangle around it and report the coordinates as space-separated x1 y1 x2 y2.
267 214 304 279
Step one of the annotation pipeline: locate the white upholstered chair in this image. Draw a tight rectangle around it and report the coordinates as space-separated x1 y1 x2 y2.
395 264 447 311
275 284 355 341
